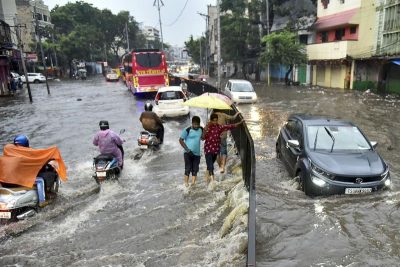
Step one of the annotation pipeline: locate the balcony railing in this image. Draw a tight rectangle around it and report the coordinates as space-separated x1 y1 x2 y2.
307 40 358 60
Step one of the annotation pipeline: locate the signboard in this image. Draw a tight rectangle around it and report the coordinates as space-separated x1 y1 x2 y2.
26 53 38 62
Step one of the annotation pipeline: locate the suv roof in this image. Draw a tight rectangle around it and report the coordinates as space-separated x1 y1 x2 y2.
157 86 182 92
289 114 354 127
228 79 252 84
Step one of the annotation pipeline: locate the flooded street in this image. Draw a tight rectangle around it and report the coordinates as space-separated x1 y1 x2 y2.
0 78 247 266
235 83 400 266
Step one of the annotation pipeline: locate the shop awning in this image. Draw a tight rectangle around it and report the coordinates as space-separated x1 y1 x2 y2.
392 60 400 65
314 8 358 30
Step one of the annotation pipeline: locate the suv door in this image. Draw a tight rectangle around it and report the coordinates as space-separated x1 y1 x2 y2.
281 119 303 173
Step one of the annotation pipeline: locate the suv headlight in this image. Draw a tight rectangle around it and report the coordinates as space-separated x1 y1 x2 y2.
381 167 390 180
310 161 335 180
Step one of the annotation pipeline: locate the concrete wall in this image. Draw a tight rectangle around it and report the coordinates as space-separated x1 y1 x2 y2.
318 0 361 16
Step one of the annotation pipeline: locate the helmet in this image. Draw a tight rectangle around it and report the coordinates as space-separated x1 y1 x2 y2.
99 120 109 130
144 102 153 111
14 134 29 147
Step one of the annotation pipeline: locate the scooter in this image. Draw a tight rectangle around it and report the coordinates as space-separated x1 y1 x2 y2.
0 162 60 222
92 129 125 184
92 153 121 184
137 131 160 150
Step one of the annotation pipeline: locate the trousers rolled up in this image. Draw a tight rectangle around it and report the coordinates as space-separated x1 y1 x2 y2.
205 153 218 176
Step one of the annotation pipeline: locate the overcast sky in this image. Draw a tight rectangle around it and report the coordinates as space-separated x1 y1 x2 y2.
43 0 215 47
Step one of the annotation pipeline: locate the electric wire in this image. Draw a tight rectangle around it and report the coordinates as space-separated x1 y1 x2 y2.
164 0 190 27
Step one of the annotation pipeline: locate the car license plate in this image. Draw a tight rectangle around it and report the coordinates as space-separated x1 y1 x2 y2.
140 145 148 149
96 171 106 177
0 211 11 219
345 188 372 194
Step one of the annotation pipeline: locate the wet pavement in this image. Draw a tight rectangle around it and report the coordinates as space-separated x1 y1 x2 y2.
0 77 248 266
234 83 400 266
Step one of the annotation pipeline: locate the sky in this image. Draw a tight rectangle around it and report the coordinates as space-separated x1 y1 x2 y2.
43 0 215 47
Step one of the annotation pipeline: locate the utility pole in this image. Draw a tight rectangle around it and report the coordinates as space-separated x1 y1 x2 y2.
34 4 50 94
217 0 221 92
125 22 130 52
14 18 33 102
198 12 210 75
199 36 202 73
266 0 271 86
154 0 164 51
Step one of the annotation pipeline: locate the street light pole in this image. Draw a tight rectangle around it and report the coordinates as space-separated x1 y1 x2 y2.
198 12 210 75
266 0 271 86
154 0 164 51
34 4 50 94
217 0 221 92
14 18 33 102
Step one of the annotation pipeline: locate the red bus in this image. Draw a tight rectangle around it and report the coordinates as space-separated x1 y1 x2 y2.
122 49 169 94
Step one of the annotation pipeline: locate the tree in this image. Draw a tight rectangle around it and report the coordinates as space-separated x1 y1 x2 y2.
184 35 205 65
50 1 146 69
260 30 307 84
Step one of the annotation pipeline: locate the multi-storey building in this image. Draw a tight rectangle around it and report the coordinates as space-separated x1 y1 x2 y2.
307 0 377 89
374 0 400 93
308 0 400 93
15 0 53 52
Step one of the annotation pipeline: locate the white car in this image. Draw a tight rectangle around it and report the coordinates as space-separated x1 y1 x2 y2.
153 86 190 117
20 73 46 83
105 70 119 81
223 79 258 104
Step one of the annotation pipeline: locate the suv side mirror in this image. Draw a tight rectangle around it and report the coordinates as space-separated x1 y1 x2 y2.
370 141 378 149
287 140 300 149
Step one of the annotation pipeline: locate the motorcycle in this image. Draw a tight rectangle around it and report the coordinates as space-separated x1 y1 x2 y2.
137 130 160 150
92 129 125 184
0 161 60 222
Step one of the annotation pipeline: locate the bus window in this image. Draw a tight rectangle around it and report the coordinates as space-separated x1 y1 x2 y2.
136 53 162 68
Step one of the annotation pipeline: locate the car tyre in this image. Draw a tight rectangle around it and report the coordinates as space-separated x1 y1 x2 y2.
298 170 314 197
34 79 40 83
276 139 281 159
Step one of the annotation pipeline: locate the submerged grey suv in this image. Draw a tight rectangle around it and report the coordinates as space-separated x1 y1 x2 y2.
276 114 391 196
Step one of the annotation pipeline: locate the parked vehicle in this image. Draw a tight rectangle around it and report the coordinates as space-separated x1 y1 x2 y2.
153 86 189 117
276 114 391 196
20 73 46 83
223 79 257 104
0 161 60 222
105 69 119 82
137 131 160 150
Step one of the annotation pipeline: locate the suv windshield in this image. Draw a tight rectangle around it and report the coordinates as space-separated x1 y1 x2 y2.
306 125 371 151
231 82 254 92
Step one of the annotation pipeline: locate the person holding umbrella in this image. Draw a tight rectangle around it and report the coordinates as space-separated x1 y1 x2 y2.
202 113 244 184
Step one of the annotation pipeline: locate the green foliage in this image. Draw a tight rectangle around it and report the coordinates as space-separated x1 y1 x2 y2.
184 35 205 65
50 1 146 66
260 30 307 66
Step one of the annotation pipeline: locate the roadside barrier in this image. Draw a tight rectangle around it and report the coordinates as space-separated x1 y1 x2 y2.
171 75 256 266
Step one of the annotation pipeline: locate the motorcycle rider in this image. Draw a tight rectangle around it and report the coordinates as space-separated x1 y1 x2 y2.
93 121 124 168
12 134 47 207
139 102 164 144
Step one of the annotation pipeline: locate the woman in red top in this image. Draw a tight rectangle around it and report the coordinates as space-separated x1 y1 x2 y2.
202 113 243 183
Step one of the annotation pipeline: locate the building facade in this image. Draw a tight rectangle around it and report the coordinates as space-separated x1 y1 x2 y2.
307 0 377 89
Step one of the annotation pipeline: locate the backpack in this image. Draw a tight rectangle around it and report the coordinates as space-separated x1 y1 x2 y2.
186 126 203 136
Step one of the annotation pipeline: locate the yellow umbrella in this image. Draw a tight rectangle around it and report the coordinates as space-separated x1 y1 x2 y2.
182 93 232 110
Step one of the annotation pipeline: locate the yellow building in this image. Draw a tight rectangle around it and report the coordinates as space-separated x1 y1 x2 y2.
307 0 377 89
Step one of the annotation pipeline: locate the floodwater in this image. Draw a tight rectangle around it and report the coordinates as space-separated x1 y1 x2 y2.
235 83 400 266
0 78 248 266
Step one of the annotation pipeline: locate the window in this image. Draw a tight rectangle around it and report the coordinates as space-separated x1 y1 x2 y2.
299 34 308 44
321 31 328 43
335 28 345 40
43 15 48 22
350 26 357 34
135 53 162 68
286 120 302 141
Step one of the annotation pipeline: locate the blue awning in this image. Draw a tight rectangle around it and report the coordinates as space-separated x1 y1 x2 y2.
392 60 400 65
